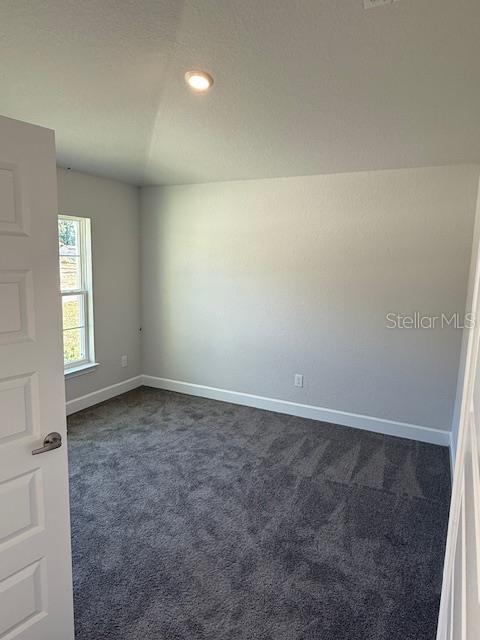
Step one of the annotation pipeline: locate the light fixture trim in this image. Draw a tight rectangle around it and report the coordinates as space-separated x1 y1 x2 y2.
185 70 214 93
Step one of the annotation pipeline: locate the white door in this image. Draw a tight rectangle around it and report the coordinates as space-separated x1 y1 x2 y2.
437 210 480 637
0 116 74 639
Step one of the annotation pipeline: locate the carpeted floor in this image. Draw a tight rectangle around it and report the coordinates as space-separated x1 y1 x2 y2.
68 386 451 640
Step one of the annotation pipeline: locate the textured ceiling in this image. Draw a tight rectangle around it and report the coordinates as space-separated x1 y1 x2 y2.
1 0 480 186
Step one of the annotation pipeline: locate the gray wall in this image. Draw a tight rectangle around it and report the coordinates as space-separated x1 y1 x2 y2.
57 168 141 402
140 165 479 431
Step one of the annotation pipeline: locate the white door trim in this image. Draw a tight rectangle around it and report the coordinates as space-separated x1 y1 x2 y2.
436 179 480 639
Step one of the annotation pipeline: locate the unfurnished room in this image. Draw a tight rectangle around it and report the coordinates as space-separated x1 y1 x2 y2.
0 1 479 639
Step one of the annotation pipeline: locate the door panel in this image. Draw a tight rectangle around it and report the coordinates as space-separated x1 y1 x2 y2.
0 558 47 639
0 373 38 445
0 470 43 550
0 270 34 344
0 160 29 236
0 116 74 639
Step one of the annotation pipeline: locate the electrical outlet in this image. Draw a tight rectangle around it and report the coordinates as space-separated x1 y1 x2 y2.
121 355 128 368
294 374 304 388
363 0 391 9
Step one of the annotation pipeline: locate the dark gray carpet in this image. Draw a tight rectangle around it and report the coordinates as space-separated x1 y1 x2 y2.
68 386 451 640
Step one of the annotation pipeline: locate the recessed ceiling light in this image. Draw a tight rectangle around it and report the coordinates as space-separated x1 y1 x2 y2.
185 70 214 93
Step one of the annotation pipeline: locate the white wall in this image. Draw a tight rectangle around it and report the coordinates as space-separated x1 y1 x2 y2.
57 168 141 402
140 165 480 433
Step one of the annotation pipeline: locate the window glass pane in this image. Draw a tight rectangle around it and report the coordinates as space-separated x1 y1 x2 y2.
63 327 86 365
58 215 94 369
62 294 85 331
58 218 80 256
59 255 81 291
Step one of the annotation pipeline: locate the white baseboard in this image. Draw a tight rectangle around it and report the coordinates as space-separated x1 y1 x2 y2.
142 375 451 447
66 376 143 416
65 373 451 447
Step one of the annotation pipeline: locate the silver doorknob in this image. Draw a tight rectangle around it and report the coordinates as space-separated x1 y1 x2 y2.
32 432 62 455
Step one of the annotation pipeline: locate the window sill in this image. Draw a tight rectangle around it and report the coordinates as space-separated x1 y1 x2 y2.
64 362 99 379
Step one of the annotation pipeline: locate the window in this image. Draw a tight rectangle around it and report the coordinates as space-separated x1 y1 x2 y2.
58 215 95 372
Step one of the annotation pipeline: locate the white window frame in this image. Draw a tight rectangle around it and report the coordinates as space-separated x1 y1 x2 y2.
59 214 97 375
